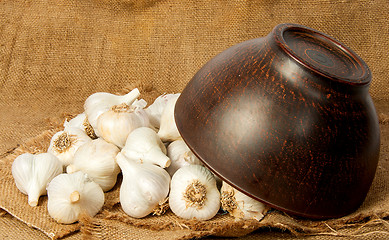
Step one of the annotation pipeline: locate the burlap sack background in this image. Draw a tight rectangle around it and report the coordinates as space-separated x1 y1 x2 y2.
1 0 388 239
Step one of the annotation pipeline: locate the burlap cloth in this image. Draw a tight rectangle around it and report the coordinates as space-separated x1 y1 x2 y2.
1 0 388 239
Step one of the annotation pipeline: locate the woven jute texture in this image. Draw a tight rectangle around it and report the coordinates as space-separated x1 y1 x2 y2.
1 0 388 239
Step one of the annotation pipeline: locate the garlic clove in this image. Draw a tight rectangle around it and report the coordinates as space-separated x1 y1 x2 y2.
146 93 181 129
96 104 150 148
220 181 269 221
47 172 104 224
11 153 63 207
66 138 120 192
84 88 140 136
157 94 182 142
166 139 203 176
121 127 171 168
48 127 92 167
116 152 170 218
169 165 220 220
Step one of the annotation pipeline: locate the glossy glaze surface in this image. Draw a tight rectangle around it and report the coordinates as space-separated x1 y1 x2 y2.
175 23 380 219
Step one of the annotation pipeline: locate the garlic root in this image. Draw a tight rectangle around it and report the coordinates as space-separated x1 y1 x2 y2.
220 181 269 221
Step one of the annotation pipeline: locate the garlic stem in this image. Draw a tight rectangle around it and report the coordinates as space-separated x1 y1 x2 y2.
70 191 80 204
28 182 41 207
146 148 171 168
66 165 76 174
122 88 140 105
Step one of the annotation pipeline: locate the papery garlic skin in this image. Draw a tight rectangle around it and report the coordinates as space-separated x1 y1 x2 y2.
116 152 170 218
166 139 202 176
65 113 97 139
97 104 150 148
11 153 63 207
84 88 140 136
121 127 171 168
132 98 148 109
47 172 104 224
169 165 220 220
220 181 268 221
157 94 181 142
48 127 92 167
66 138 120 192
146 93 181 129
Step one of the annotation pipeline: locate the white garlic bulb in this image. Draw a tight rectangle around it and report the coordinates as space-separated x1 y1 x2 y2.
166 139 203 176
121 127 171 168
47 172 104 224
48 126 92 167
157 94 181 142
11 153 63 207
169 165 220 220
96 103 150 148
84 88 140 136
65 113 97 139
220 181 268 221
66 138 120 192
116 152 170 218
146 93 181 129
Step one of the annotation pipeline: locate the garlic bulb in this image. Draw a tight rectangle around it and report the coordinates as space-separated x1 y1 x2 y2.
146 93 181 129
47 172 104 224
220 181 268 221
121 127 171 168
96 103 150 148
48 126 92 167
157 94 181 142
66 138 120 192
65 113 97 139
116 152 170 218
84 88 140 136
169 165 220 220
11 153 62 207
166 139 203 176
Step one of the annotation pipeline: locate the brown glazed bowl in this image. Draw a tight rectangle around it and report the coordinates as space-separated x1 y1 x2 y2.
174 23 380 219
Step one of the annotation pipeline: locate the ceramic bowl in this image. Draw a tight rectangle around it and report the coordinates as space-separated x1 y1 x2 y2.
174 23 380 219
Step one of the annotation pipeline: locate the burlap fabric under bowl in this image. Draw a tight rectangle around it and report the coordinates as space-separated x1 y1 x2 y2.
1 0 388 239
